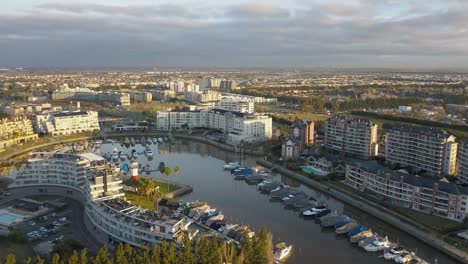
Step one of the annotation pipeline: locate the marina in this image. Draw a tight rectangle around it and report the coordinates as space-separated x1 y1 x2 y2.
4 138 460 264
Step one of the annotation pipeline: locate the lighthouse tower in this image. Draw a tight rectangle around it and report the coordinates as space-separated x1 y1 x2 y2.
131 161 139 180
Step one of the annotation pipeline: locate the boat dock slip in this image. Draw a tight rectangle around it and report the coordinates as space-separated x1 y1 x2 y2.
180 215 240 246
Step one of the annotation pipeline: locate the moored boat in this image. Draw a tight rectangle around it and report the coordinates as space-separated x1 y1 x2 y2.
384 247 405 260
394 251 413 263
274 242 292 262
320 215 348 228
336 222 359 235
358 234 378 248
224 161 240 170
350 229 373 243
347 225 367 237
364 236 391 252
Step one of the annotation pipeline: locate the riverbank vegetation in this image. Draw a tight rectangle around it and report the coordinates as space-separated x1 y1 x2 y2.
2 229 274 264
123 178 179 210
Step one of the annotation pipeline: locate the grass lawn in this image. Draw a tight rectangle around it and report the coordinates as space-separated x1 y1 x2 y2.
124 180 179 210
0 239 35 262
445 234 468 253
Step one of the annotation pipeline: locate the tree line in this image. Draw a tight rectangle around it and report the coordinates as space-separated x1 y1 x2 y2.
1 229 274 264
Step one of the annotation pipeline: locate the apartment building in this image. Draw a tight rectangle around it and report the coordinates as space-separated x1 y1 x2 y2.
184 90 221 103
13 152 193 247
220 80 238 91
220 92 278 103
324 116 378 158
281 120 314 160
458 141 468 184
385 126 458 177
3 103 62 119
156 109 272 143
216 99 254 114
344 160 468 221
35 111 100 136
130 92 152 103
151 89 176 101
52 87 130 106
0 118 38 152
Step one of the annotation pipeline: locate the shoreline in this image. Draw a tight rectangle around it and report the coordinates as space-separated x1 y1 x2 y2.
2 133 466 263
257 159 468 264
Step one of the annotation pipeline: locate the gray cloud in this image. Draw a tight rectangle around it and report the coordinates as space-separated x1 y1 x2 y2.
0 1 467 69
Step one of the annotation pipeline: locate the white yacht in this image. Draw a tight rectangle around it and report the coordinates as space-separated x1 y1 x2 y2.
384 247 405 260
223 162 240 170
111 150 119 161
274 242 292 262
119 152 127 160
364 236 391 252
394 251 413 263
152 137 159 144
146 150 154 158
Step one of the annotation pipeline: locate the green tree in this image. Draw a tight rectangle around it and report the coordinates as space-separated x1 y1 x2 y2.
51 254 61 264
5 254 16 264
79 249 88 264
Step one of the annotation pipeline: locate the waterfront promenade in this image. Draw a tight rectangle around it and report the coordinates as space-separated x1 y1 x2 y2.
257 159 468 264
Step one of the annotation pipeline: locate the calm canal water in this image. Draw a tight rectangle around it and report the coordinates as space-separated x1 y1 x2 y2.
101 139 457 264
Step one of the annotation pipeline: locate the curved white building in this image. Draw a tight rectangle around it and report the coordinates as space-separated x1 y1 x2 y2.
12 152 192 247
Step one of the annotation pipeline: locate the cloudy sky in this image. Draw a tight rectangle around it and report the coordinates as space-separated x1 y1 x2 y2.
1 0 467 69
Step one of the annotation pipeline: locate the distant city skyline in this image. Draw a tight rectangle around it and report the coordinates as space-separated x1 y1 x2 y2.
1 0 468 70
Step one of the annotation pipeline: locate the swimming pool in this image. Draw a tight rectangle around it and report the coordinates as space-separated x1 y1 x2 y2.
301 166 329 176
0 212 22 226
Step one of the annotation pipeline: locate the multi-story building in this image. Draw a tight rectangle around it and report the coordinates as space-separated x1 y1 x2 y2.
130 92 152 103
12 152 194 247
151 89 176 101
457 141 468 184
281 120 314 160
324 116 378 158
344 160 468 221
52 86 130 106
3 103 62 118
0 118 38 152
35 111 100 136
156 109 272 144
385 126 458 177
184 90 221 103
216 99 254 114
220 80 238 91
220 92 278 103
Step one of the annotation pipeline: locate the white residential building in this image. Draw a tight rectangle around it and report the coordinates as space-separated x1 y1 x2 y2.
385 126 458 177
324 116 379 158
457 141 468 184
35 111 100 136
0 118 38 152
184 90 221 103
156 109 272 143
345 160 468 221
12 152 193 247
216 99 254 114
52 86 130 106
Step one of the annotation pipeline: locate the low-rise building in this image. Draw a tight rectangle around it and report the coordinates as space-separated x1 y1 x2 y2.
345 160 468 222
385 126 457 177
324 116 378 158
35 111 100 136
0 118 38 152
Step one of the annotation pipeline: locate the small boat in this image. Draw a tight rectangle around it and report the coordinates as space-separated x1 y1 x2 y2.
194 208 216 221
140 137 146 145
257 180 272 189
384 247 405 260
302 205 328 217
144 164 151 172
245 174 266 184
336 222 359 235
335 218 351 229
347 225 367 237
146 150 154 158
394 251 413 263
292 198 312 209
205 214 224 226
258 182 281 193
158 137 163 143
219 224 238 235
130 137 136 146
350 229 373 243
163 137 168 142
364 236 391 252
132 151 138 159
147 138 153 145
119 152 127 160
224 161 240 170
320 215 348 228
111 149 119 161
274 242 292 262
358 235 378 248
283 194 308 207
152 137 158 144
210 220 226 230
114 164 121 173
124 137 130 146
231 167 254 178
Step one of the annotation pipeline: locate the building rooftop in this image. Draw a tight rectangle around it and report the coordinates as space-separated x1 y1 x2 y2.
387 125 452 139
53 111 90 117
348 160 468 195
